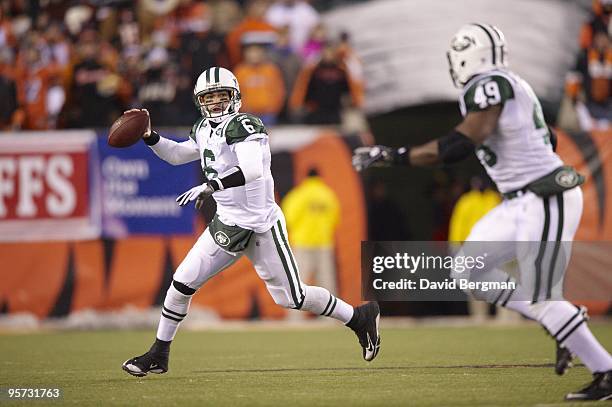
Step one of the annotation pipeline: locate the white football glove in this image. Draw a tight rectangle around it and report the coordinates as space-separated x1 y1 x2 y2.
176 182 215 209
352 145 397 172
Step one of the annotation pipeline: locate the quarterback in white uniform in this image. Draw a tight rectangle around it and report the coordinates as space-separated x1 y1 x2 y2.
353 24 612 401
122 67 381 377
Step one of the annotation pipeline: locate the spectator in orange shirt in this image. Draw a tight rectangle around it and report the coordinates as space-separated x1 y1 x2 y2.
579 31 612 108
14 46 59 130
234 44 286 125
566 30 612 130
226 0 278 67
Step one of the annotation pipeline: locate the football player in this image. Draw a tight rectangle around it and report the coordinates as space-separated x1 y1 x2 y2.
122 67 381 377
352 24 612 401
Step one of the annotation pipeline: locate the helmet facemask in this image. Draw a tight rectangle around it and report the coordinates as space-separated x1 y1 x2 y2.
194 87 241 123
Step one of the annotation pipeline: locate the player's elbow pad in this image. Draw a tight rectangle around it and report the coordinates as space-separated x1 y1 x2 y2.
438 130 475 164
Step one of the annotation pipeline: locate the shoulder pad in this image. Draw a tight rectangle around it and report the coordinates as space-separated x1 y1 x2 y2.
463 74 515 113
225 113 267 145
189 117 206 142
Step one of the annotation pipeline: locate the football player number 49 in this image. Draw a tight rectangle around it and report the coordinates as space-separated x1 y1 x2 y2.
474 81 501 109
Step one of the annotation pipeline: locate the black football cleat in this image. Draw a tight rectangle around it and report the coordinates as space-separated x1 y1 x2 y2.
555 342 574 376
347 302 381 362
565 370 612 401
122 340 170 377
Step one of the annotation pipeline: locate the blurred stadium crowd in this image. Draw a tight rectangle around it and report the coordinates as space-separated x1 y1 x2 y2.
558 0 611 133
0 0 364 131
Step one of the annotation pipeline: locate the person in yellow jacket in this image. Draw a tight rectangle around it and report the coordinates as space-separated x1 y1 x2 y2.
449 176 501 242
282 169 340 296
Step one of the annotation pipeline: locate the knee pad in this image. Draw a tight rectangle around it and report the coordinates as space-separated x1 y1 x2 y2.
530 301 588 345
267 285 302 309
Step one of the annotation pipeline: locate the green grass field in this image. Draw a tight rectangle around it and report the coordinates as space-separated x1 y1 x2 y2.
1 322 611 406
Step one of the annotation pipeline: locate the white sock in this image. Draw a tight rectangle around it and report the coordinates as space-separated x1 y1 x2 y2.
564 322 612 373
156 283 192 342
301 285 354 323
533 301 612 373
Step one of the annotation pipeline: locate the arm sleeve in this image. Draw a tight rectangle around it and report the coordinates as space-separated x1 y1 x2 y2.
147 135 200 165
234 140 264 183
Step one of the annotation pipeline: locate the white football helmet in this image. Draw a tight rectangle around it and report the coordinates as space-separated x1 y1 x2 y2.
193 67 242 123
447 23 508 88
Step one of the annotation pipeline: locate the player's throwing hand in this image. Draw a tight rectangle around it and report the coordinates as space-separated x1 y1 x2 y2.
176 183 214 209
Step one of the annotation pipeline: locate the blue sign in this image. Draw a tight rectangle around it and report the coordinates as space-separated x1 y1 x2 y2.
96 134 199 237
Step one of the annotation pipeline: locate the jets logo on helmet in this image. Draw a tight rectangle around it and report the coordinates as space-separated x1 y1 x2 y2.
193 67 242 123
447 23 508 87
451 35 476 52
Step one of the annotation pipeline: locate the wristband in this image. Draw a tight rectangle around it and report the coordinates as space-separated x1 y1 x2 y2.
144 130 160 146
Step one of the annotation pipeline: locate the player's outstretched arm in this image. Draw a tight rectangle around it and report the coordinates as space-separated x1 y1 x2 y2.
129 109 200 165
352 105 501 171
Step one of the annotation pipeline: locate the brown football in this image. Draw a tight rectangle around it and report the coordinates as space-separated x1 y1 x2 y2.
108 110 149 148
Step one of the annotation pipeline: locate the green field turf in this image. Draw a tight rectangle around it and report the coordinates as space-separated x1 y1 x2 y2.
1 322 611 406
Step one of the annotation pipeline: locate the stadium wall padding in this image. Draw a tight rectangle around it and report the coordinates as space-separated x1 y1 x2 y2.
1 130 610 318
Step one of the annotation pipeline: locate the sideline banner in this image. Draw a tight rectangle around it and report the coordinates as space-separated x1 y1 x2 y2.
97 135 198 237
0 132 100 242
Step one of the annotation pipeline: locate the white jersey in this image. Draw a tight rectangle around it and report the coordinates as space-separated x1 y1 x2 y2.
150 112 281 233
458 69 563 193
193 113 281 233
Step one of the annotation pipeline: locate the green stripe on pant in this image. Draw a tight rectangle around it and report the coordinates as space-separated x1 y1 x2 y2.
276 221 304 300
271 224 301 308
